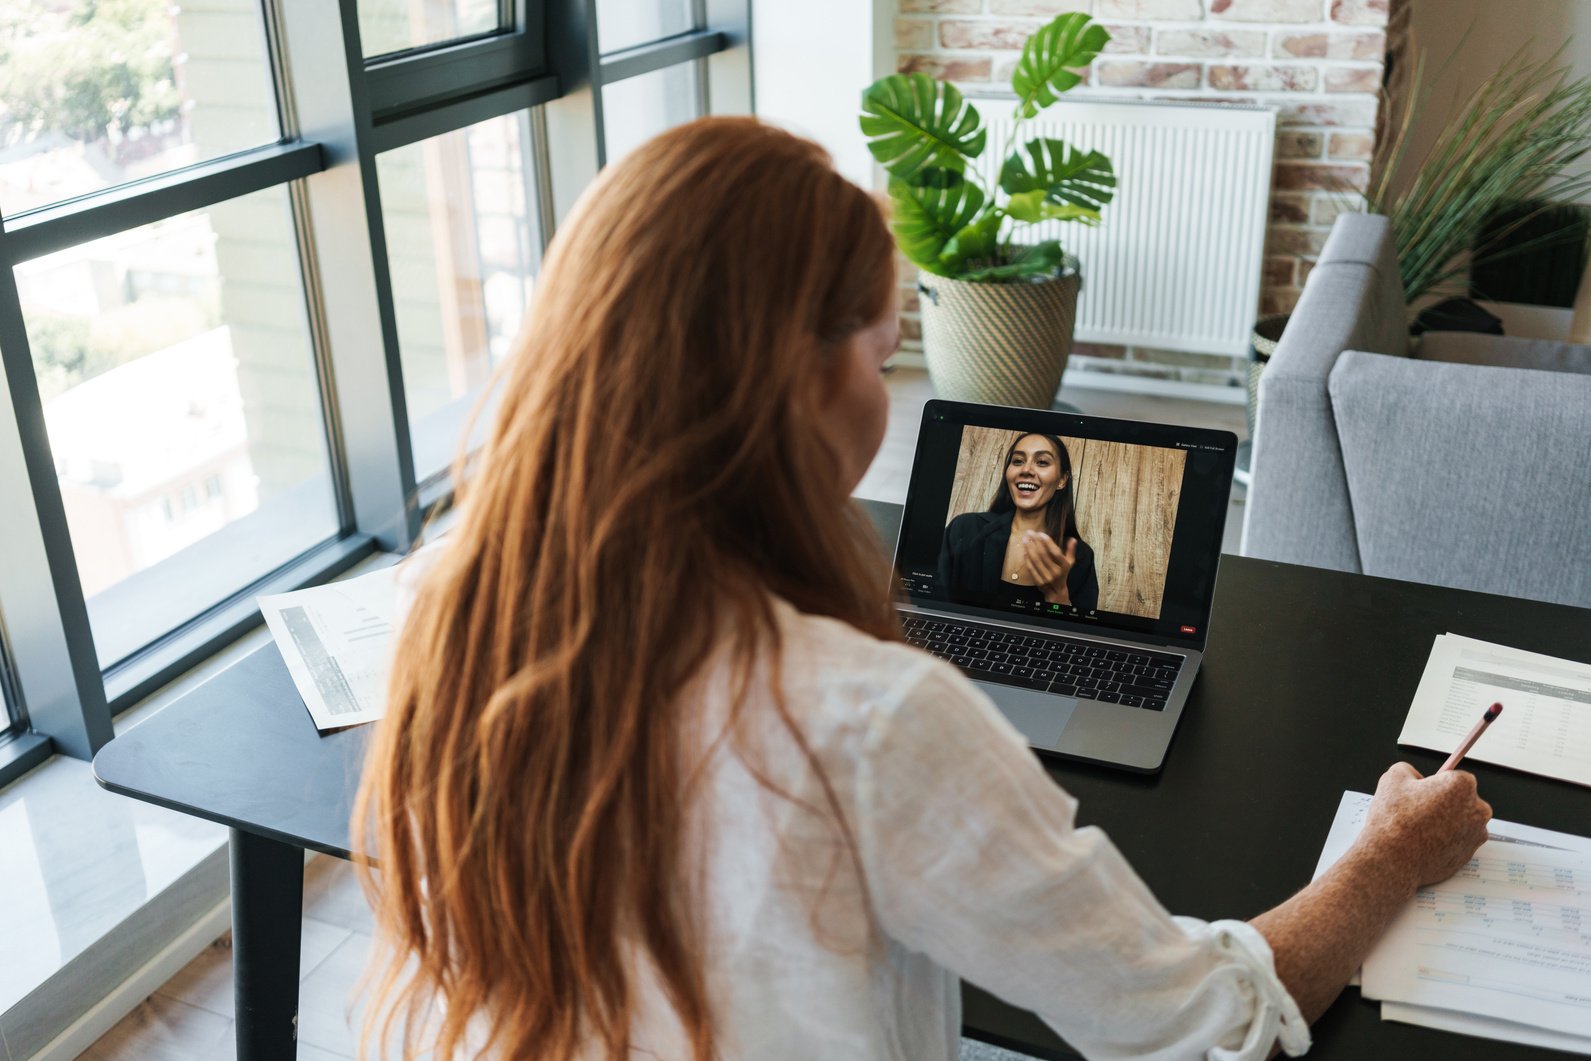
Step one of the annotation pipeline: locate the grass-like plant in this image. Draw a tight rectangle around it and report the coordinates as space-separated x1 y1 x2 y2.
1367 45 1591 304
858 13 1116 282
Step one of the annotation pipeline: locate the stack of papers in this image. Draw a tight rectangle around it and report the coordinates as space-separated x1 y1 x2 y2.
258 564 400 731
1317 792 1591 1053
1399 633 1591 786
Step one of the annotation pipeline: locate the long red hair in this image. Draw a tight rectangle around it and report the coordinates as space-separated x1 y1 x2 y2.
353 117 899 1058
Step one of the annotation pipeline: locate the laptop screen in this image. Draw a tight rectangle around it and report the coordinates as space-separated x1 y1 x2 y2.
893 400 1237 648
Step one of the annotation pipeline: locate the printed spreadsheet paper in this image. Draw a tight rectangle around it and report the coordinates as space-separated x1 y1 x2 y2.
259 564 398 731
1398 633 1591 787
1364 840 1591 1037
1316 791 1591 1053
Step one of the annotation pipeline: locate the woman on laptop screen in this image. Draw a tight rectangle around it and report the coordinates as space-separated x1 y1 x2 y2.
938 432 1101 612
354 117 1491 1061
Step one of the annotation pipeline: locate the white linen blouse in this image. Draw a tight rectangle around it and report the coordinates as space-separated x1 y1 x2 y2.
624 598 1311 1061
397 549 1309 1060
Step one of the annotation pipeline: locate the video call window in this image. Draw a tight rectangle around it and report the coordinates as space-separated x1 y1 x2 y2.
937 426 1187 621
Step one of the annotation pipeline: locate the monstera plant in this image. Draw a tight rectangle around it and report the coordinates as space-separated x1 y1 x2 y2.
859 12 1116 407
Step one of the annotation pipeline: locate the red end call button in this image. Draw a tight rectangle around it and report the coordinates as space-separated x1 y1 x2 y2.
1179 624 1197 634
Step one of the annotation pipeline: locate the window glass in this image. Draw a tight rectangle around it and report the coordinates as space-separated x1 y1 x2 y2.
17 186 340 668
375 112 539 482
0 618 18 734
358 0 501 59
602 63 700 165
596 0 695 55
0 0 280 218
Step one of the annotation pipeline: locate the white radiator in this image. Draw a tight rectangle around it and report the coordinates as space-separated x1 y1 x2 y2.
974 97 1276 362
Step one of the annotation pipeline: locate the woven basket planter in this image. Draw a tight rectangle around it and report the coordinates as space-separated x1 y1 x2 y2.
917 268 1080 409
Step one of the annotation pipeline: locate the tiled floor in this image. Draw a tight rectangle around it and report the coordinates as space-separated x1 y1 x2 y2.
82 857 369 1061
81 369 1250 1060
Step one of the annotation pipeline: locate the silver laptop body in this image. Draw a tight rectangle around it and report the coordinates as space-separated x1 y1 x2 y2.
889 400 1237 774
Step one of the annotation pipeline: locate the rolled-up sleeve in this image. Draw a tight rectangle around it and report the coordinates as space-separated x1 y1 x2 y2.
854 659 1309 1061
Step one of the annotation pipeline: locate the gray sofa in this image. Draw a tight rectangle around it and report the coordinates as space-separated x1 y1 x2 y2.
1240 212 1591 609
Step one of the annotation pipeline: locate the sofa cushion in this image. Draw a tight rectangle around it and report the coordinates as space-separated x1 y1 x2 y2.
1328 350 1591 608
1417 331 1591 377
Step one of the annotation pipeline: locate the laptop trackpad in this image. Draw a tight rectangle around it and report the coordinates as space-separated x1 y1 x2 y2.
976 681 1075 749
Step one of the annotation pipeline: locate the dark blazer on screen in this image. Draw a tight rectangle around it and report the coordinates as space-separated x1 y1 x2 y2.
937 509 1100 613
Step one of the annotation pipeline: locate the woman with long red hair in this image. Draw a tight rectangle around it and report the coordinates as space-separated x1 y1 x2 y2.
354 118 1490 1060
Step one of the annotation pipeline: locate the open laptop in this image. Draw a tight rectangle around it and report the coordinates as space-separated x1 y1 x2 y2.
891 400 1237 773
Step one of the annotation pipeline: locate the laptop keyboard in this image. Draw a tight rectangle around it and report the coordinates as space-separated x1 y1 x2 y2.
899 613 1183 712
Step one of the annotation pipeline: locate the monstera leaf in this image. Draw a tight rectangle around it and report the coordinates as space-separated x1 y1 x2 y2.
861 74 987 181
1000 139 1116 213
887 173 987 272
961 240 1070 282
938 210 1004 274
1005 190 1100 225
1010 13 1110 119
858 15 1115 282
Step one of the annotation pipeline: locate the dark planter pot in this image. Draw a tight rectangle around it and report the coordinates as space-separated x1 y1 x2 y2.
1238 313 1289 483
1247 313 1289 441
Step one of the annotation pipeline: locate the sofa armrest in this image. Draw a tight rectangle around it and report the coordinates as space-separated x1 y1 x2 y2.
1243 214 1410 573
1328 351 1591 608
1262 214 1409 390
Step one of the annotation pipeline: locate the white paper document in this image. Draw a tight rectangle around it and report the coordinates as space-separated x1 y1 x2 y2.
1316 792 1591 876
1399 633 1591 787
1317 791 1591 1052
1381 1000 1591 1054
259 564 399 731
1363 839 1591 1037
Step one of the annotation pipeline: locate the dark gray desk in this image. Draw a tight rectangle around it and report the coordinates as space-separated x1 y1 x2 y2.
95 499 1591 1059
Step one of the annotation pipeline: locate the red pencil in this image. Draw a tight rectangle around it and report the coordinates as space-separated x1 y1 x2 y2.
1439 702 1503 773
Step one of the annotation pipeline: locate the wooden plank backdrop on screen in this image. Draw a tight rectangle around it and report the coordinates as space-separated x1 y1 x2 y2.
946 427 1186 618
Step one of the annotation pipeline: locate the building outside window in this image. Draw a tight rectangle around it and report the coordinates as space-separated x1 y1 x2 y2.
377 112 541 483
0 0 280 216
20 191 338 622
358 0 502 58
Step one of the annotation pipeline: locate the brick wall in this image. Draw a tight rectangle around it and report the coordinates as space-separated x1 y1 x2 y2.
893 0 1396 381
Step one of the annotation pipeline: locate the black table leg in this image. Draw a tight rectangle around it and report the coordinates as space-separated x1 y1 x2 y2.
230 828 304 1060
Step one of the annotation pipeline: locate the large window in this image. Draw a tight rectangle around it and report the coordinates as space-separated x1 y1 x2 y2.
0 603 48 780
0 613 19 737
377 112 541 483
19 190 340 669
0 0 280 216
596 0 694 54
594 0 722 166
359 0 502 58
602 62 701 163
0 0 749 784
